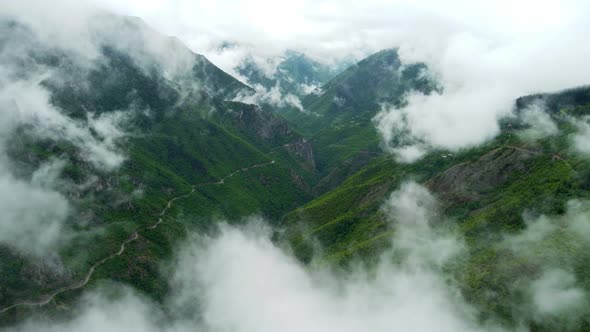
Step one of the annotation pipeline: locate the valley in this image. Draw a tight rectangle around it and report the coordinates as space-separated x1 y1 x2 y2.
1 4 590 331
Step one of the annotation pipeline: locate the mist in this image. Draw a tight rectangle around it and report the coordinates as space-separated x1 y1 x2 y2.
85 0 590 162
9 180 590 331
0 0 195 254
2 1 590 330
7 183 498 331
375 13 590 161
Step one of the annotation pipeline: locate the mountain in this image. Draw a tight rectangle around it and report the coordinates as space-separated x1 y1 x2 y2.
283 85 590 327
235 50 347 100
274 49 439 194
0 14 317 318
3 11 590 332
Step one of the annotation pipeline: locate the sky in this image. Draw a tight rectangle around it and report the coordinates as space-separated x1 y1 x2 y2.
6 0 589 159
89 0 586 62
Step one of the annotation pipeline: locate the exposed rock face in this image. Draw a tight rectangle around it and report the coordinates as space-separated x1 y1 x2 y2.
283 137 316 173
427 147 535 206
290 169 310 193
230 104 319 179
236 105 292 142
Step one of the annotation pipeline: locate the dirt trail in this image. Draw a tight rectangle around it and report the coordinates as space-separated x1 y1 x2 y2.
503 145 573 169
0 160 276 314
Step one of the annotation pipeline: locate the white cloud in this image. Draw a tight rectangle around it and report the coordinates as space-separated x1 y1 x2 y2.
0 73 128 253
0 167 70 255
14 184 590 331
233 83 306 112
301 83 321 95
518 102 559 141
0 76 127 171
12 184 495 332
9 287 163 332
572 117 590 156
498 200 590 327
12 0 588 161
172 222 479 332
530 269 587 318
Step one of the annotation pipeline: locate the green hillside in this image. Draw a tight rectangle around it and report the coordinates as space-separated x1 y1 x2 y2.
3 10 590 332
0 16 314 321
283 86 590 328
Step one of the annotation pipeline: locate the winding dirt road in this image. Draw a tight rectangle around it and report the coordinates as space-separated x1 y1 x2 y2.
0 160 276 314
503 145 573 169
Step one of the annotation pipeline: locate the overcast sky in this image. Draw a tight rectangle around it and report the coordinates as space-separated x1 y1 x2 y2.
91 0 588 61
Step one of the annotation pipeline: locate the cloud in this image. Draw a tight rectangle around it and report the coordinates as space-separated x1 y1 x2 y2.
0 2 150 254
497 200 590 328
530 269 587 320
518 102 559 141
0 75 127 171
572 116 590 156
233 83 306 112
14 183 590 331
0 166 70 255
301 83 321 95
11 183 497 332
23 0 588 163
373 4 590 160
0 72 128 253
9 286 163 332
171 221 479 332
87 1 590 74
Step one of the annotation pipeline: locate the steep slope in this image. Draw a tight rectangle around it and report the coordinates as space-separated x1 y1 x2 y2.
275 49 438 193
236 50 345 99
0 14 315 319
283 86 590 330
286 86 590 260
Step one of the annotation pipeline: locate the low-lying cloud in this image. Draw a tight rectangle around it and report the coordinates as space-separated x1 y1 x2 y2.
233 83 306 112
0 1 174 254
87 2 590 161
11 182 590 331
7 183 494 331
517 102 559 141
376 19 590 161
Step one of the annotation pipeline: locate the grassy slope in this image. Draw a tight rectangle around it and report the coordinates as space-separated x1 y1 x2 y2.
278 49 436 179
283 93 590 329
0 25 314 321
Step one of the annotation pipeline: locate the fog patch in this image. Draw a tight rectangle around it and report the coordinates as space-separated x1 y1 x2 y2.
21 184 590 331
12 183 506 331
371 6 590 162
234 84 306 112
0 73 128 253
518 102 559 141
9 286 163 332
301 83 321 95
0 167 70 255
0 76 128 171
571 116 590 156
498 200 590 328
530 269 587 320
